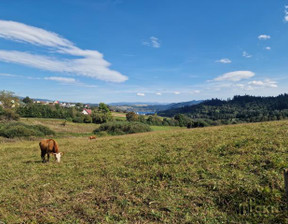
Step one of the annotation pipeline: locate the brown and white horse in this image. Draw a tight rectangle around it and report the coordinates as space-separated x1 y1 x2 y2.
39 139 63 163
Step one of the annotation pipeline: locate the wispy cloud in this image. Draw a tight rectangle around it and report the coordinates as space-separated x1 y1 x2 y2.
285 5 288 22
248 79 277 88
174 91 180 95
44 76 77 84
216 58 231 64
44 76 98 88
258 34 271 40
137 93 145 96
0 73 20 77
142 36 161 48
156 92 162 95
214 71 255 82
0 20 127 83
265 46 271 50
0 72 97 88
242 51 252 58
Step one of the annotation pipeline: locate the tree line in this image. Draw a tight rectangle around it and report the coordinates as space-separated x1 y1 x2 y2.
159 94 288 126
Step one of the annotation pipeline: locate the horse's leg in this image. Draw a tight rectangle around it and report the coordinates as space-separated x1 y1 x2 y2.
47 153 50 162
41 150 46 163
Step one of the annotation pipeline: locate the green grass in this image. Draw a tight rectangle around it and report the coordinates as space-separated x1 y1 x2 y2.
1 120 288 223
150 125 183 131
20 118 100 136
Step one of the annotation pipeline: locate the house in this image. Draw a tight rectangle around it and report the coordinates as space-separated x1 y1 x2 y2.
82 109 92 115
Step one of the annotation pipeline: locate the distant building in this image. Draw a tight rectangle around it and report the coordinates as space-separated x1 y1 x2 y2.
82 109 92 115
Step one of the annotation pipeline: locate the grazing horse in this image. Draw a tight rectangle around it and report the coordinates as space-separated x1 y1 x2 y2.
89 136 96 140
39 139 63 163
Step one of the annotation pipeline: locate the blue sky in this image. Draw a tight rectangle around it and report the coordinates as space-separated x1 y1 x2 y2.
0 0 288 103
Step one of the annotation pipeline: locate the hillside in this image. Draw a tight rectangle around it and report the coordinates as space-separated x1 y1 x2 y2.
0 120 288 223
159 94 288 124
109 100 203 114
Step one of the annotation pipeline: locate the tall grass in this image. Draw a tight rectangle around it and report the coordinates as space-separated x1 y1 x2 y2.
0 120 288 223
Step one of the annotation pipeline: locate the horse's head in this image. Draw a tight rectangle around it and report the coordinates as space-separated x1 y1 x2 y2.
53 152 64 162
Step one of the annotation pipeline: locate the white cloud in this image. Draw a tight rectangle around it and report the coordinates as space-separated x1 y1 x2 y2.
265 46 271 50
216 58 231 64
214 71 255 82
142 36 160 48
248 79 277 88
0 20 127 83
193 90 200 94
284 6 288 22
242 51 252 58
0 73 19 77
137 93 145 96
156 92 162 95
150 36 160 48
258 34 271 40
44 76 77 84
174 91 180 95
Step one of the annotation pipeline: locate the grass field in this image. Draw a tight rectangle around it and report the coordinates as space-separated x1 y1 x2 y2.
20 118 100 136
1 120 288 223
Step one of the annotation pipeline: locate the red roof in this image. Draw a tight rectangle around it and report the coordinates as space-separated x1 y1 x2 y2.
83 109 92 115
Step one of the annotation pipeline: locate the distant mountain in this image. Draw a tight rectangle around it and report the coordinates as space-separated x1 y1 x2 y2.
109 100 203 113
108 102 167 106
166 100 204 109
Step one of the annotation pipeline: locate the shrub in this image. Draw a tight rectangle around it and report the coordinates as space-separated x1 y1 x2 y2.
92 112 113 124
0 108 20 121
33 125 55 135
126 112 139 122
83 115 92 123
94 121 151 135
146 115 162 126
0 122 55 138
72 116 84 123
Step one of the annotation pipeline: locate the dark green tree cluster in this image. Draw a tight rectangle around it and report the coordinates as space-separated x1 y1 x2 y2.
159 94 288 126
17 104 77 119
126 112 184 127
17 100 113 124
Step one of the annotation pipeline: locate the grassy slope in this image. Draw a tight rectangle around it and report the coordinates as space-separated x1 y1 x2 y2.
1 121 288 223
20 118 100 136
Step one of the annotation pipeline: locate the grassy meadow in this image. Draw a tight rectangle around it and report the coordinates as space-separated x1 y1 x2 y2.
1 120 288 223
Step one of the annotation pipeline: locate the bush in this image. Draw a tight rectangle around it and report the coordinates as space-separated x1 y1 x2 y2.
92 112 113 124
33 125 55 135
0 108 20 121
94 121 151 135
146 115 162 126
0 122 55 138
83 115 92 123
126 112 139 122
72 116 84 123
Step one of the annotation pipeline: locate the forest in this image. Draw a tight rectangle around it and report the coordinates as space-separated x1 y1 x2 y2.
159 94 288 125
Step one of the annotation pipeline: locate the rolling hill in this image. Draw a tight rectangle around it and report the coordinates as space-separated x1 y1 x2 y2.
0 120 287 223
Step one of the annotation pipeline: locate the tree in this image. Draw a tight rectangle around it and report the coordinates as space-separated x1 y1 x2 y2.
98 103 110 113
126 112 139 122
0 90 19 109
22 96 33 104
91 102 113 124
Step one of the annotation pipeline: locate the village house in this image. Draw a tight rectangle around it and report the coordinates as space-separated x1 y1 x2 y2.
81 108 92 115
